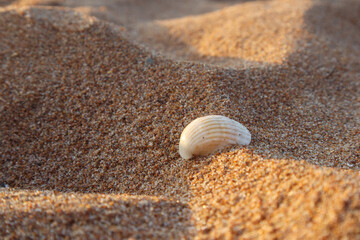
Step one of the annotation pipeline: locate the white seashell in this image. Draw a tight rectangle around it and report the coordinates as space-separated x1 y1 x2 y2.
179 115 251 159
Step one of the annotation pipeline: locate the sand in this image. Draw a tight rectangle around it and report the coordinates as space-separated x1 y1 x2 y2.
0 0 359 239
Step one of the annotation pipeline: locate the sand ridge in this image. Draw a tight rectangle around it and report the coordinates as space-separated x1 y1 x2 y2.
0 0 359 239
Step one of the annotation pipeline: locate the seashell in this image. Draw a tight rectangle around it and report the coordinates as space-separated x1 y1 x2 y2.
179 115 251 159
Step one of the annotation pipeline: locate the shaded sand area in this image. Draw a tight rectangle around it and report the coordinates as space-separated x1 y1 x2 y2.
0 0 359 239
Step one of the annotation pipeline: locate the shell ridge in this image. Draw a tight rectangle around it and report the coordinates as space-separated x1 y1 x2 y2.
189 128 250 149
185 118 243 142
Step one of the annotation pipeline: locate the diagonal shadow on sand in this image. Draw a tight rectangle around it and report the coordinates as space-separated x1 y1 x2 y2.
0 188 194 239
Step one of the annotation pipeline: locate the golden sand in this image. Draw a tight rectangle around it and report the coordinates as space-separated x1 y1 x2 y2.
0 0 359 239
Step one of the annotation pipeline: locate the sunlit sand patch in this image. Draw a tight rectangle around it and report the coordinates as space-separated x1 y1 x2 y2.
135 0 313 68
190 148 360 239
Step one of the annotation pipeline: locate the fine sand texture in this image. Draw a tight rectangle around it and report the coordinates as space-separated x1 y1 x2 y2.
1 0 359 239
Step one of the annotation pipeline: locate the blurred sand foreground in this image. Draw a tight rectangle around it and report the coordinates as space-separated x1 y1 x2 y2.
0 0 359 239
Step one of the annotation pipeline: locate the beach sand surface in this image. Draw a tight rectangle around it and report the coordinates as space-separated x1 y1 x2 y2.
0 0 359 239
